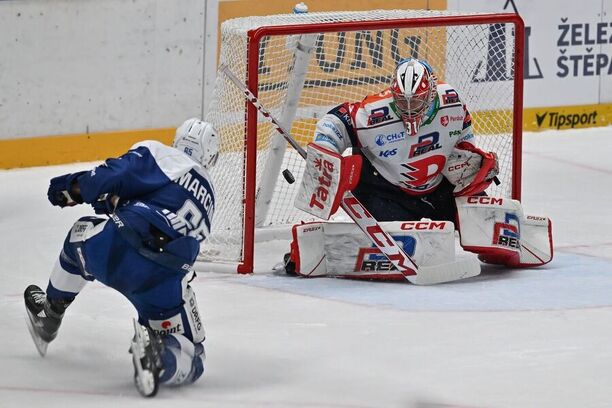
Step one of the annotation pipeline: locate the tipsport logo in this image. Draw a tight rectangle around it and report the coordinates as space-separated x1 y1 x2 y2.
355 235 416 272
493 213 520 249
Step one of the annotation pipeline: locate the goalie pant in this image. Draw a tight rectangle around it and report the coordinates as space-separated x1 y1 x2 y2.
46 214 206 386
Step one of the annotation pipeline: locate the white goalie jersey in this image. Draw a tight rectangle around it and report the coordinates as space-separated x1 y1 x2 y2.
313 83 475 195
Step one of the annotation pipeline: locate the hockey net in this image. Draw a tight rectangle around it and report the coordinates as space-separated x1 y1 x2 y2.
199 10 524 273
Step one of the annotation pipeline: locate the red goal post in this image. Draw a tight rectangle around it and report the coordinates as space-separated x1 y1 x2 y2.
199 10 525 274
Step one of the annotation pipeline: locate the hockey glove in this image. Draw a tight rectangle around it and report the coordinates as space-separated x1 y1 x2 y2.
443 142 498 197
47 171 86 207
91 194 120 215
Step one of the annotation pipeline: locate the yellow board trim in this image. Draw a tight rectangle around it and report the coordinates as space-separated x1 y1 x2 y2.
1 104 611 169
0 128 174 169
523 103 612 132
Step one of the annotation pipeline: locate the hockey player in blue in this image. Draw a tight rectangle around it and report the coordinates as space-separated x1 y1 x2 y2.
24 118 218 397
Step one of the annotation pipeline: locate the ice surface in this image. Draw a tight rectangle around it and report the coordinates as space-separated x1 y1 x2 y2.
1 127 611 407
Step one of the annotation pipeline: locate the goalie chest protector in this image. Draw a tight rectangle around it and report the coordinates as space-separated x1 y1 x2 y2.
351 84 471 195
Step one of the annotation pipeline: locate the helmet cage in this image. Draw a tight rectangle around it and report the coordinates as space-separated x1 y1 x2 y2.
391 59 437 135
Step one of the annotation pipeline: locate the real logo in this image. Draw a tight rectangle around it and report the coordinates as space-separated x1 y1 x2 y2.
493 213 520 249
367 106 393 126
355 235 416 272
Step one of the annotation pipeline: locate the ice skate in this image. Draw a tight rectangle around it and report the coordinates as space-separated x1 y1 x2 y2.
24 285 71 357
130 319 164 397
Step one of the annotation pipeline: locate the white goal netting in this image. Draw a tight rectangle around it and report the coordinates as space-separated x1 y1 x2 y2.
201 10 522 269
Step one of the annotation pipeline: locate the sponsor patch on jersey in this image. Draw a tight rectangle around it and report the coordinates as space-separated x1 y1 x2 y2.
378 148 397 158
442 89 459 105
149 314 185 336
440 115 449 127
367 106 393 126
315 133 340 148
458 132 474 142
408 132 441 158
328 103 354 134
375 131 405 146
321 121 343 139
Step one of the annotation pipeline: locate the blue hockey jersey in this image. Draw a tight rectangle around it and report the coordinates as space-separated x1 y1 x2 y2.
76 140 215 265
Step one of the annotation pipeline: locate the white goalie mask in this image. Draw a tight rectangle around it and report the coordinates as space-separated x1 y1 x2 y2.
173 118 219 169
391 58 437 136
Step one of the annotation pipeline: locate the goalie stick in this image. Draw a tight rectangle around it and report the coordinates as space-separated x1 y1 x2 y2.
220 64 479 285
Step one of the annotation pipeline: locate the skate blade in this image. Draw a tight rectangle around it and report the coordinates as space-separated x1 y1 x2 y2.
131 319 158 397
25 312 48 357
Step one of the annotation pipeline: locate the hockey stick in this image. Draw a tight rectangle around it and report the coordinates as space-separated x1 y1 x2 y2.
221 64 479 284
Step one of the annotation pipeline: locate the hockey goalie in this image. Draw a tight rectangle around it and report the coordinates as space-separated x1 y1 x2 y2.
284 58 553 281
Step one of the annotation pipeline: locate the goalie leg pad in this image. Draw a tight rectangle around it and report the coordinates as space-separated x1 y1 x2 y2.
456 196 553 267
287 220 457 280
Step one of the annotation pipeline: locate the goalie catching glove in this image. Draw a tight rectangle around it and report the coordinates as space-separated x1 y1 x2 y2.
443 142 499 196
294 143 362 220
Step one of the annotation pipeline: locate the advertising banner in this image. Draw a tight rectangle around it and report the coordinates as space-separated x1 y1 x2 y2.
448 0 611 109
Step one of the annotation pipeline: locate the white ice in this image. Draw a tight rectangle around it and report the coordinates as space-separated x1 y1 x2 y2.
1 127 611 407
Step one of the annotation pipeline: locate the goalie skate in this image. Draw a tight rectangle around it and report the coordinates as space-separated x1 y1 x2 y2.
130 319 164 397
24 285 69 357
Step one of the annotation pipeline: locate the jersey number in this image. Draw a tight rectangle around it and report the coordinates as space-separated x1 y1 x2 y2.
174 200 207 242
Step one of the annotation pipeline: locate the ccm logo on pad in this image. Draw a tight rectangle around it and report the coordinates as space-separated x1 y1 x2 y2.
400 221 447 230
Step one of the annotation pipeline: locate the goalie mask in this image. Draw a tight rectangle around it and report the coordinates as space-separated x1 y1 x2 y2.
391 58 437 136
174 118 219 169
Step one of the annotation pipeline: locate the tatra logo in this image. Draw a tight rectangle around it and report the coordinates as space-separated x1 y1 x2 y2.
309 158 335 210
440 116 449 127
